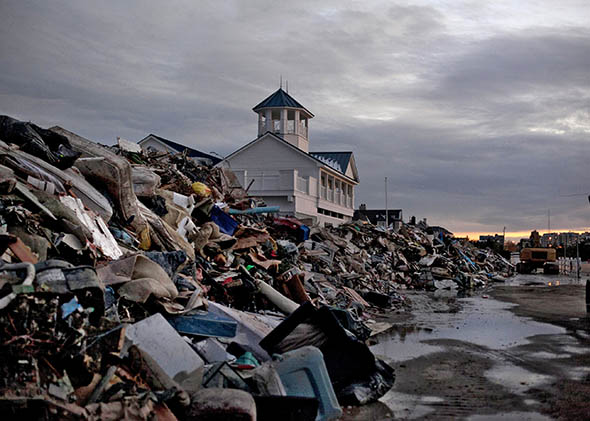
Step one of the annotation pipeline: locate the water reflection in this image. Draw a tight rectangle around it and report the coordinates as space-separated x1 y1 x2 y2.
508 273 586 286
370 297 565 362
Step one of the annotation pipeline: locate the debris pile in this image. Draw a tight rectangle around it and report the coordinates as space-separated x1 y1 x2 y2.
0 115 511 420
299 222 514 306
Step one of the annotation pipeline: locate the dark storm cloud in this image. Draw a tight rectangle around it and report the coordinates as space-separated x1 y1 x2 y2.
1 0 589 235
434 30 590 99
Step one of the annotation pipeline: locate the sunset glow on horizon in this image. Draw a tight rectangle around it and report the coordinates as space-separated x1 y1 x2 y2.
453 228 590 242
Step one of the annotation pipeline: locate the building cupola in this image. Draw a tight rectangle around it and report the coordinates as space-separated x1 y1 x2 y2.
253 88 314 153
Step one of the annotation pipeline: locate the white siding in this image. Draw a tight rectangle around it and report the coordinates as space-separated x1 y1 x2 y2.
225 134 356 226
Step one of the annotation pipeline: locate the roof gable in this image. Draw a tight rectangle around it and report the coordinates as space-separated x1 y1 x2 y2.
310 151 359 182
309 152 351 174
224 132 358 183
252 88 314 117
224 131 317 164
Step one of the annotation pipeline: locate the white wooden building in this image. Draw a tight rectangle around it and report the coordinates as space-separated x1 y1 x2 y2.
223 88 359 226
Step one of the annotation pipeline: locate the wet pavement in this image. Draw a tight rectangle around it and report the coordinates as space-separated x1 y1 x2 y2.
505 272 586 286
342 275 590 420
370 296 566 362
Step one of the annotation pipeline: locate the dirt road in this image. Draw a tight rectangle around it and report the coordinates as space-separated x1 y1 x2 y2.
342 276 590 420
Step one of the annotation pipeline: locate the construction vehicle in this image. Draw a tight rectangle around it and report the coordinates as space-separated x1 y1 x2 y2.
516 247 557 274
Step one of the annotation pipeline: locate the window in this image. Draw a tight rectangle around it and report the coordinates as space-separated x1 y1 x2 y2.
317 208 344 219
272 110 281 132
296 176 308 193
287 110 295 133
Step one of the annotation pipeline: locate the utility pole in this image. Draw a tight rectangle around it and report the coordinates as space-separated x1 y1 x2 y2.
385 177 389 230
576 233 580 282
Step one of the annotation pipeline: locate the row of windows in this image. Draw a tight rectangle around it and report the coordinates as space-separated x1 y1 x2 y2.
320 173 353 208
317 208 345 219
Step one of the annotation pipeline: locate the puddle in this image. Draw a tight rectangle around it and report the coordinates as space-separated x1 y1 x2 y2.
467 412 553 420
370 325 444 362
371 297 565 362
507 273 585 286
484 363 554 394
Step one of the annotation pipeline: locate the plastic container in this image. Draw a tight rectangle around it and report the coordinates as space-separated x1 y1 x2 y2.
273 346 342 421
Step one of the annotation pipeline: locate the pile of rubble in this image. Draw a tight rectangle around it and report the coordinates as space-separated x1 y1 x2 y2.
0 115 512 420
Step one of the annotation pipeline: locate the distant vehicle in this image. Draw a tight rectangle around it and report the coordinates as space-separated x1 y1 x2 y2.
516 247 557 274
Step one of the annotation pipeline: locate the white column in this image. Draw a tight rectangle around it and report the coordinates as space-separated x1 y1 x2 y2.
280 109 287 134
265 110 272 132
294 110 300 135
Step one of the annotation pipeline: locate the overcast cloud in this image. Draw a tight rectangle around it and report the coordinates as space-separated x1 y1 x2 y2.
1 0 590 238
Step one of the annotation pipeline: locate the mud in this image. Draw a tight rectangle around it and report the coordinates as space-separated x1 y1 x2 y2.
342 277 590 420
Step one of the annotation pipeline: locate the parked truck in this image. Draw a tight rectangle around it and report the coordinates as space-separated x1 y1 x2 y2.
516 247 558 274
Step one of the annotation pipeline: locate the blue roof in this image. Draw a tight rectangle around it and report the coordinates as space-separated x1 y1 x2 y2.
253 88 314 117
140 134 222 165
309 152 352 175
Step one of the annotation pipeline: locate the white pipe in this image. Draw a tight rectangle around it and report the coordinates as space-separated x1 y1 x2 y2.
0 262 36 309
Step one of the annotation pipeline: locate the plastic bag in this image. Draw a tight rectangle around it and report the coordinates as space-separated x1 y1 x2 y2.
0 115 80 169
192 181 212 197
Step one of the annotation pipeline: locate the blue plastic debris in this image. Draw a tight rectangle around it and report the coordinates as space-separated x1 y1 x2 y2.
458 249 477 269
228 206 280 215
210 205 239 235
273 346 342 421
234 351 260 369
61 297 82 319
300 225 310 241
167 310 238 338
109 226 135 246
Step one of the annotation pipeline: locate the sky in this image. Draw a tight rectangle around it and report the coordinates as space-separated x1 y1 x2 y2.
1 0 590 240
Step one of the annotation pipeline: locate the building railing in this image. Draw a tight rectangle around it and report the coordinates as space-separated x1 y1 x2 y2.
258 120 308 137
299 124 308 138
321 186 357 208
